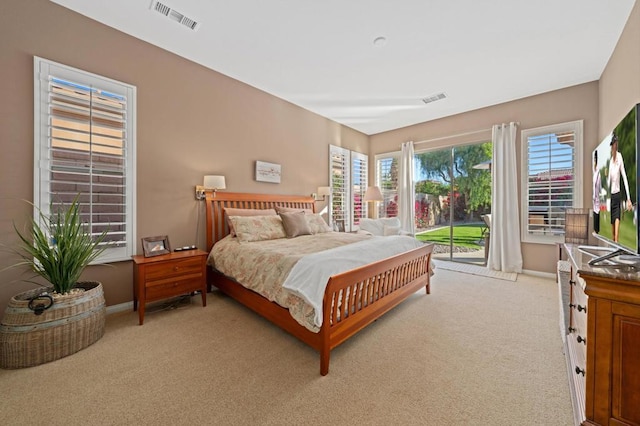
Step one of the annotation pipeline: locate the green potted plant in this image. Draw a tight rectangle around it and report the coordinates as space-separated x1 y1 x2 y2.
0 195 109 369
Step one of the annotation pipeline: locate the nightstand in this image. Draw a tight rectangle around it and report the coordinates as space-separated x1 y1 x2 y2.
132 249 208 325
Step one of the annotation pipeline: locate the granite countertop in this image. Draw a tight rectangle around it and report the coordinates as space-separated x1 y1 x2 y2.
564 243 640 282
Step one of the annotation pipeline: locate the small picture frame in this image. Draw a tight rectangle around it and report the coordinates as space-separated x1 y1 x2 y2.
141 235 171 257
255 160 282 184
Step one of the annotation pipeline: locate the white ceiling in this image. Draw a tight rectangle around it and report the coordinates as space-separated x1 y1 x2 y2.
51 0 636 135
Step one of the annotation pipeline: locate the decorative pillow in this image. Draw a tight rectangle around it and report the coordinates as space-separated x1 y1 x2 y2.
359 218 385 236
275 205 314 215
229 215 286 242
279 212 312 238
224 208 277 236
306 214 333 234
383 225 401 236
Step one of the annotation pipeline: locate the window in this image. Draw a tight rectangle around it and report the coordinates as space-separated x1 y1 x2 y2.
521 120 582 244
34 57 136 263
329 145 368 231
351 151 368 228
375 153 400 218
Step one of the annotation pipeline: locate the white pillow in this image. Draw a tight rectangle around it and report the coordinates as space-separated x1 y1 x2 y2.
359 218 385 236
383 225 401 236
379 217 402 228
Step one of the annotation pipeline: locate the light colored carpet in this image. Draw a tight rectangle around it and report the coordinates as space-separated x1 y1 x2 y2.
0 269 572 425
434 259 518 281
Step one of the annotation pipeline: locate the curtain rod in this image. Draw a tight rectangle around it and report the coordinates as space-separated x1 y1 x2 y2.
411 122 520 146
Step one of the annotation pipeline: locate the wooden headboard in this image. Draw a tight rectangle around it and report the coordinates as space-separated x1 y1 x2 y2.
204 191 316 251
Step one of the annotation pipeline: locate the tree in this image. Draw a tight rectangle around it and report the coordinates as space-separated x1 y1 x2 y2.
416 143 492 218
415 180 449 197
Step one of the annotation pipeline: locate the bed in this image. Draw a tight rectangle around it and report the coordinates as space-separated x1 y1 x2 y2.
205 191 433 375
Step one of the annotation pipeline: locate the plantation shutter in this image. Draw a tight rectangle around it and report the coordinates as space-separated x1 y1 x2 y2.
35 57 136 262
351 151 368 230
329 145 351 231
523 123 580 242
376 155 399 218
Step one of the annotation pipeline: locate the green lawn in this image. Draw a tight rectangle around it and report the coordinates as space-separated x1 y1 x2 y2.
597 210 637 251
416 224 485 249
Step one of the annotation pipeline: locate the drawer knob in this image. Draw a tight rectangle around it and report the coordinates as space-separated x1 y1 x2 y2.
173 266 179 271
569 303 576 309
568 327 576 333
577 335 587 345
575 366 585 376
569 279 576 286
577 305 587 313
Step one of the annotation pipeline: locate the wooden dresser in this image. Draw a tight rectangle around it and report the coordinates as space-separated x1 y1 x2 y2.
559 244 640 426
132 249 208 325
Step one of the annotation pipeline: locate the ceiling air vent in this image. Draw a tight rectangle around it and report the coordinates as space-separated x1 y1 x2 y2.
150 1 200 31
422 93 446 104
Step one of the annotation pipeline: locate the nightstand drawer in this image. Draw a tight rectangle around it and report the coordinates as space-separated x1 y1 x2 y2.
144 257 202 280
132 249 208 325
146 276 203 301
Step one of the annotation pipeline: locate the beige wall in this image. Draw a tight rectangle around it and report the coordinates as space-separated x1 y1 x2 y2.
0 1 368 311
599 0 640 139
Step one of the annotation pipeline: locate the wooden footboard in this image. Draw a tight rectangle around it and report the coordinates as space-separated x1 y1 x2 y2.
319 244 432 375
209 243 433 375
204 190 434 375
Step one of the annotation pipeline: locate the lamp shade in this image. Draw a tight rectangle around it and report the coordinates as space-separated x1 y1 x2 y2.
564 208 590 244
203 175 226 190
363 186 383 202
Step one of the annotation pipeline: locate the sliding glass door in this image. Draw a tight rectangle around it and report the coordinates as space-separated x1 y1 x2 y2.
415 141 492 264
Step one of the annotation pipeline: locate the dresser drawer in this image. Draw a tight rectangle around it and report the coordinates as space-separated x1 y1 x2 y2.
570 277 588 335
572 277 588 311
145 276 204 301
144 257 203 281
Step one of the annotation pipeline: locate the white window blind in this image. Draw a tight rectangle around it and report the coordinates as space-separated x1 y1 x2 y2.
521 121 582 244
375 154 400 218
34 57 136 262
351 151 368 230
329 145 351 231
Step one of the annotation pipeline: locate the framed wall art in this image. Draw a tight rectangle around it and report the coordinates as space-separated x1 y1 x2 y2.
141 235 171 257
255 161 281 184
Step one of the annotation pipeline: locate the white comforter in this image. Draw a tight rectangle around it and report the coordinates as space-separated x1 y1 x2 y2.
282 235 425 327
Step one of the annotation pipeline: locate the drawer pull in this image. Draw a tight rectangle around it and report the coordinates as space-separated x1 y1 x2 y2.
173 266 179 271
569 303 576 309
577 335 587 345
575 366 585 376
568 327 576 333
569 279 576 286
577 305 587 313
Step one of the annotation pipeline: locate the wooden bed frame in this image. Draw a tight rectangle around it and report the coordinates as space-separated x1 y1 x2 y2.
204 191 433 375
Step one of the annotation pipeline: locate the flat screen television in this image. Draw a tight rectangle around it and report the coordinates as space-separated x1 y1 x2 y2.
590 103 639 265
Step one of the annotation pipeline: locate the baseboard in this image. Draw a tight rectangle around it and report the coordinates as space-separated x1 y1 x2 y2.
106 301 133 315
522 269 555 280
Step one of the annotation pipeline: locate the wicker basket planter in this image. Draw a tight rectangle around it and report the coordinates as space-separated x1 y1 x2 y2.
0 281 106 369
